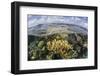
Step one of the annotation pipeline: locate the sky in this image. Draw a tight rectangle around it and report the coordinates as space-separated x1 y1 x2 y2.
27 15 88 29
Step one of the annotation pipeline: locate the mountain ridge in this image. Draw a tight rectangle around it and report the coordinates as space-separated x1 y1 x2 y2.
28 23 87 37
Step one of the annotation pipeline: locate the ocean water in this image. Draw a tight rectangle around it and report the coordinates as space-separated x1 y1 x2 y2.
27 15 88 61
28 33 87 61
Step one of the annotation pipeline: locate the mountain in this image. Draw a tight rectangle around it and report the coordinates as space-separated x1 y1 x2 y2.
28 23 87 37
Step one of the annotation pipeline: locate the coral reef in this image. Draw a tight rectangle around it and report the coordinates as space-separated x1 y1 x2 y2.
28 33 88 60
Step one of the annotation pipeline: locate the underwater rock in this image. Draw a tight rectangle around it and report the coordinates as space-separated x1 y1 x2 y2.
37 41 44 48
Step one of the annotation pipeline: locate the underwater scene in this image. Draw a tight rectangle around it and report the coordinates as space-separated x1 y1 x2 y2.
28 15 88 61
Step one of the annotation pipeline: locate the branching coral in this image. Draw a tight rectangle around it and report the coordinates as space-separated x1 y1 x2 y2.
28 33 88 60
47 38 72 55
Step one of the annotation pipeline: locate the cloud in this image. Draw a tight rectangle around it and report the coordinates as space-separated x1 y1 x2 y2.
28 15 88 29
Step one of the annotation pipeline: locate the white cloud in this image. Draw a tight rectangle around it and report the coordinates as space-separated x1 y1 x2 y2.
28 15 88 29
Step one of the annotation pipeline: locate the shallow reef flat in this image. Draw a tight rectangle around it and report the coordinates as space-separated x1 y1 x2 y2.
28 33 88 61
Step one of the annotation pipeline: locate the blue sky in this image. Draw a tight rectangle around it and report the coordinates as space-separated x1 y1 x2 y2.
27 15 88 29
